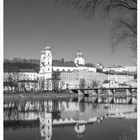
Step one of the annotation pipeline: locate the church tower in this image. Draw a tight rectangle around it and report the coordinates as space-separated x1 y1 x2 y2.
39 46 53 91
44 46 52 78
39 46 52 79
39 112 52 140
74 50 85 65
40 50 46 74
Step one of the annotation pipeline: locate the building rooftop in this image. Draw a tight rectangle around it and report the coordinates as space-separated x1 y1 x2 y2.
53 61 77 67
19 69 37 73
85 63 95 68
103 80 110 84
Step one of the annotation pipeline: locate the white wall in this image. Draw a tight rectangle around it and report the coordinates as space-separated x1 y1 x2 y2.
53 66 77 72
108 74 134 83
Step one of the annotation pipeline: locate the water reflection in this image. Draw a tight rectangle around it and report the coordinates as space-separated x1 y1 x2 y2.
4 97 137 140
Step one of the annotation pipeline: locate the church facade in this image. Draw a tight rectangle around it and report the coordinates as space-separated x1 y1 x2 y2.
39 46 97 90
39 46 96 75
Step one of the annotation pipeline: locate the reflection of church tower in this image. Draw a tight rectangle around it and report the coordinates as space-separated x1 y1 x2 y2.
39 112 52 140
74 50 85 65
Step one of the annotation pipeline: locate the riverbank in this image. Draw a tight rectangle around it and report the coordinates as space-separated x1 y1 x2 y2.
4 92 78 102
4 92 136 102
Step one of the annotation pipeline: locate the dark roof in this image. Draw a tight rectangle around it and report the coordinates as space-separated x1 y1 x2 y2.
103 80 110 83
53 61 77 67
85 64 95 68
19 69 36 73
77 64 86 67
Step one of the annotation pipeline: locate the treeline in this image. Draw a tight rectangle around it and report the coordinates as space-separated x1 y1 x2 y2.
4 58 40 65
4 57 72 64
4 58 40 72
4 57 96 73
4 57 95 66
53 59 73 63
4 63 40 72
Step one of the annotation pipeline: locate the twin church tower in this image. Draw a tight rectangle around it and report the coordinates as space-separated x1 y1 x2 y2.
39 46 86 78
40 46 52 78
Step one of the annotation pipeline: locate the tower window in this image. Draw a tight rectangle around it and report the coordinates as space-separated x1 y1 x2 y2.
77 60 79 64
42 62 45 66
48 68 49 71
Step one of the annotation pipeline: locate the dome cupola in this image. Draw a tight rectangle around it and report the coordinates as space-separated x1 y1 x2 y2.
74 50 85 65
76 50 83 57
45 46 51 51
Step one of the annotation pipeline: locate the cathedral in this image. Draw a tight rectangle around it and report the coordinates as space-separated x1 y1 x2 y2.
39 46 97 77
39 46 99 90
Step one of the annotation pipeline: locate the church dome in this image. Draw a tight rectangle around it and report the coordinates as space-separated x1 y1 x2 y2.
45 46 51 51
76 50 83 57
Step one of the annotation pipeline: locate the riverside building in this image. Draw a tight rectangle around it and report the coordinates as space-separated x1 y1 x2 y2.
39 46 135 90
4 46 136 91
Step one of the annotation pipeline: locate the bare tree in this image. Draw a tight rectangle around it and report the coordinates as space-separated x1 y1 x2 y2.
79 78 86 89
90 80 99 88
20 81 27 93
59 81 65 91
66 83 69 90
6 74 14 93
56 0 137 57
40 78 46 92
5 72 20 93
45 79 49 91
52 72 61 92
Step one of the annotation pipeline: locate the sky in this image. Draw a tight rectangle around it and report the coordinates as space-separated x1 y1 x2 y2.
4 0 136 67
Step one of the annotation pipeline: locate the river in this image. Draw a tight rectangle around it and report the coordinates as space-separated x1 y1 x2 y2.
4 96 137 140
